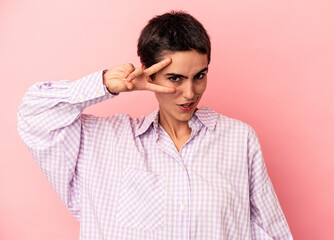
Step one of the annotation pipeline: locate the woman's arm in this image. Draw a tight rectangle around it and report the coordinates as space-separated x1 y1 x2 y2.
17 70 114 219
247 128 293 239
17 59 174 220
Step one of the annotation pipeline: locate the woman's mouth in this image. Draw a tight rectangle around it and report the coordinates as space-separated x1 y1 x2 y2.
178 102 195 111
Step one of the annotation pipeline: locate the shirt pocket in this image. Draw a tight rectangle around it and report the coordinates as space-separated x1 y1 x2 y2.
116 168 165 231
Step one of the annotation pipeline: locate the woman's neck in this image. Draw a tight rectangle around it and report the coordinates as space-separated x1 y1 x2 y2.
159 111 192 151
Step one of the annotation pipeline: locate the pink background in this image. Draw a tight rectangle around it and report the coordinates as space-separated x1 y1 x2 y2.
1 0 333 239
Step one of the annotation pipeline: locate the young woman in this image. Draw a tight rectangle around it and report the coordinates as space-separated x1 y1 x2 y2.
18 11 292 239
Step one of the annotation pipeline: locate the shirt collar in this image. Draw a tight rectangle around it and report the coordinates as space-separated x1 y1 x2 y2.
135 109 159 137
193 106 218 131
135 106 218 137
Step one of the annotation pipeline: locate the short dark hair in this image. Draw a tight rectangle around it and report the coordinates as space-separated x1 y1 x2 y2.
137 10 211 68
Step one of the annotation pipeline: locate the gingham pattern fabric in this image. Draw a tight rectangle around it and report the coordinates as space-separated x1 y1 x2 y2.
17 71 293 240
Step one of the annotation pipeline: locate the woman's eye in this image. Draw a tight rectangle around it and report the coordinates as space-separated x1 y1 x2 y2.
195 73 205 79
169 76 180 82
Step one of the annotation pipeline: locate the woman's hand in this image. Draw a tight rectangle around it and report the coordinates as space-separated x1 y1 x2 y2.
103 58 175 94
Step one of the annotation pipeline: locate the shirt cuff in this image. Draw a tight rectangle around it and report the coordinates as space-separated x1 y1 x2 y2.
69 70 118 104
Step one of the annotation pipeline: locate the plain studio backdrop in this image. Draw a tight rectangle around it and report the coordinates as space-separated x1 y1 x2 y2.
1 0 333 239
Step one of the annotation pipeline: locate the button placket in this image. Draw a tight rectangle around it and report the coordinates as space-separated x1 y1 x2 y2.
175 155 191 238
180 164 186 170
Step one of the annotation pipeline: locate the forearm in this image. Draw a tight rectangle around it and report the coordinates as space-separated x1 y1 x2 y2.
248 129 293 239
17 70 113 148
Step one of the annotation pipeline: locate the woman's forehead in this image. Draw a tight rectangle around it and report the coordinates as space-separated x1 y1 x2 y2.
159 50 208 74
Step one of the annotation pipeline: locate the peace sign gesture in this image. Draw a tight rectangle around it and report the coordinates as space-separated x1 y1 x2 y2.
103 58 175 94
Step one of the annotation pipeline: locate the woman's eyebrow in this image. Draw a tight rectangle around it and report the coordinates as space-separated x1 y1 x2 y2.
196 67 208 75
164 67 208 79
165 73 187 78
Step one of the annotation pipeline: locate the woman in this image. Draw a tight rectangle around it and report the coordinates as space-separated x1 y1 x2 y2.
18 11 292 239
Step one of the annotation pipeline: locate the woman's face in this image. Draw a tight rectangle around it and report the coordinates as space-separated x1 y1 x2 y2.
153 50 208 124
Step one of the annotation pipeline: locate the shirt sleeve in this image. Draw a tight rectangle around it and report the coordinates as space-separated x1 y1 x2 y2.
247 128 293 240
17 70 116 220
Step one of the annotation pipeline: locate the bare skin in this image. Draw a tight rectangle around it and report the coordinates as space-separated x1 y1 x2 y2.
103 51 208 151
103 58 175 94
151 51 208 151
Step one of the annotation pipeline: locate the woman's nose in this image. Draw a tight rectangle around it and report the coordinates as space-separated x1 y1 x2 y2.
182 80 195 100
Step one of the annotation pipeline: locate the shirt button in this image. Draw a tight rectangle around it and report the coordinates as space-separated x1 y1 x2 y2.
180 164 186 170
191 118 195 122
80 94 85 100
180 204 187 211
96 89 100 95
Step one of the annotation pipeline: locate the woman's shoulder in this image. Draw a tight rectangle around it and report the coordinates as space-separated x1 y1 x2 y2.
200 106 255 135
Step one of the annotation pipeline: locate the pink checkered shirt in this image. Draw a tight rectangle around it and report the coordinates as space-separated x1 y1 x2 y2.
18 71 292 239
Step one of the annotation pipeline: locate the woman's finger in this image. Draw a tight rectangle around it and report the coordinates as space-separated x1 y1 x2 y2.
126 67 144 81
122 63 135 78
144 58 172 76
145 82 175 93
126 81 134 90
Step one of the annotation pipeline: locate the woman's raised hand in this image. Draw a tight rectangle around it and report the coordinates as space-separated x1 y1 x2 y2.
103 58 175 94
